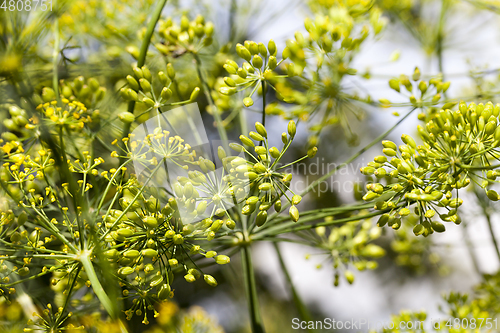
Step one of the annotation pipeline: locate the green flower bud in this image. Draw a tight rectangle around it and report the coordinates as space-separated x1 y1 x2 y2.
17 212 27 226
413 224 425 236
412 67 421 81
240 135 255 147
173 234 184 244
190 87 201 101
18 267 30 276
282 132 288 144
158 71 169 85
142 249 158 258
267 147 280 159
104 249 119 259
144 216 158 228
268 39 277 56
42 87 56 102
361 244 386 258
204 274 218 287
288 120 297 138
431 221 445 233
292 195 302 205
161 87 172 101
308 147 318 158
215 255 230 265
268 56 278 70
124 250 140 259
143 97 155 107
363 191 380 201
259 182 272 191
205 22 214 36
218 146 227 161
249 131 265 141
487 190 499 201
224 77 236 87
382 148 397 156
374 155 387 163
132 67 144 79
252 55 263 68
224 63 237 75
226 219 236 229
270 200 281 214
389 79 400 92
220 87 237 95
258 42 267 57
243 97 254 107
126 75 139 90
141 66 152 81
360 167 375 175
255 211 268 227
168 258 178 267
382 140 397 150
118 267 134 276
236 43 252 61
117 228 134 238
289 205 299 222
210 219 223 232
203 251 216 259
418 81 427 94
158 283 171 300
184 274 196 283
345 270 355 284
165 64 176 80
377 214 389 227
255 122 267 138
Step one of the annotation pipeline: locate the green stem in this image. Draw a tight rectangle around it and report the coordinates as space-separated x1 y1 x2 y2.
261 80 266 127
460 218 482 275
436 0 448 79
457 163 500 170
79 252 119 319
52 18 60 103
193 53 229 148
255 208 393 240
241 245 265 333
274 243 316 333
121 0 168 159
56 264 82 326
474 188 500 263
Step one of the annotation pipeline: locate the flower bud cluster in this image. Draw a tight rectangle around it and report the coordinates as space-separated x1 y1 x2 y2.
307 218 385 286
220 39 284 108
154 15 214 56
362 101 500 236
119 64 200 121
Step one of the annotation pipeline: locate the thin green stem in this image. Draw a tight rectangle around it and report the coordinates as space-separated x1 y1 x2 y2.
52 18 60 103
79 252 118 319
241 245 266 333
255 208 393 240
121 0 168 161
274 243 316 333
193 53 229 148
474 188 500 263
460 218 482 275
56 264 82 326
